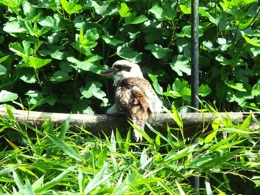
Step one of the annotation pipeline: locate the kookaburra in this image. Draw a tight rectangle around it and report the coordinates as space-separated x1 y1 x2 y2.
101 60 162 141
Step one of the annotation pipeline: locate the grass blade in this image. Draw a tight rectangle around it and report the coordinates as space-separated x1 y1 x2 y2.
58 116 70 140
25 180 34 195
47 133 82 162
34 169 72 193
84 166 113 194
5 104 14 125
13 171 23 192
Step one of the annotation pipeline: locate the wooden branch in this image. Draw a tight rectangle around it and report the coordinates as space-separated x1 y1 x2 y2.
0 108 259 137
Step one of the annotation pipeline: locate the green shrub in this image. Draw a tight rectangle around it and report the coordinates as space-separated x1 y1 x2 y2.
0 0 259 113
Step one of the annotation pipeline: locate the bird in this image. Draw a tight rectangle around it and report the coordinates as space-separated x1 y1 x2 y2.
101 60 162 142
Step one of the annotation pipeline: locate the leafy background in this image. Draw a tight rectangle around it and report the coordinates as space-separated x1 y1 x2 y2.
0 0 259 113
0 0 260 194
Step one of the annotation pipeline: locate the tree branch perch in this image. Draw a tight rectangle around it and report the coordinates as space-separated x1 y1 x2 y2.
0 108 259 137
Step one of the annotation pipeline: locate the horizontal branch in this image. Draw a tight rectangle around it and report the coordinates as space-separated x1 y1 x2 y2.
0 108 259 137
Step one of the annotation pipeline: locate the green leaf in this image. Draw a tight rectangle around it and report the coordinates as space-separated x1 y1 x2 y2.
5 104 14 124
199 7 219 24
102 35 124 46
125 14 148 25
84 166 112 194
9 42 27 57
0 55 9 64
179 3 191 14
252 80 260 96
172 78 191 98
13 171 23 191
176 25 204 38
34 169 72 193
149 4 164 19
205 130 217 143
0 0 22 8
145 44 172 59
80 82 108 104
68 56 103 73
0 65 7 75
243 35 260 47
50 71 73 83
28 57 52 70
118 3 131 18
60 0 82 15
19 68 36 83
22 0 36 20
224 81 247 92
25 180 34 195
79 28 99 48
116 45 142 63
58 117 70 141
165 147 189 162
239 114 251 130
171 104 183 129
199 84 211 97
209 134 236 152
47 134 82 162
148 73 163 95
0 90 18 102
155 134 161 150
170 55 191 76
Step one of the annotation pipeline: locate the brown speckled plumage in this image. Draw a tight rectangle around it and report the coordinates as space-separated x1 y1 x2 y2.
101 60 162 141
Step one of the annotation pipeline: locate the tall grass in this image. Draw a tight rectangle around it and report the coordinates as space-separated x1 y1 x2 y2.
0 106 259 194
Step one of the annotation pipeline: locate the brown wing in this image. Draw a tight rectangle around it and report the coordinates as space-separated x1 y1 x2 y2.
115 77 157 125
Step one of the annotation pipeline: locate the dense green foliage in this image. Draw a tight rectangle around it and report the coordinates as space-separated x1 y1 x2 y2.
0 0 259 113
0 0 259 194
0 106 260 194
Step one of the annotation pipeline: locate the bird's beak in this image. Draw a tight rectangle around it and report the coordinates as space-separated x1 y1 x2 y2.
101 68 117 76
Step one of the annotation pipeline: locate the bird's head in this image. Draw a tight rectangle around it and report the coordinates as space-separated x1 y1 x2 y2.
101 60 144 85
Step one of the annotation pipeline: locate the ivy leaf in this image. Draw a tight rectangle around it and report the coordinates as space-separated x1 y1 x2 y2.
149 4 164 20
116 45 142 63
19 68 36 83
102 35 124 46
252 80 260 96
60 0 82 15
0 0 22 8
149 3 176 20
199 84 211 97
118 3 131 18
169 55 191 76
125 14 148 25
50 71 73 83
68 56 103 73
145 44 172 59
180 3 191 14
80 82 108 104
172 78 191 100
28 57 52 70
148 74 163 95
243 35 260 47
0 65 7 75
0 90 18 103
22 0 36 20
224 81 247 92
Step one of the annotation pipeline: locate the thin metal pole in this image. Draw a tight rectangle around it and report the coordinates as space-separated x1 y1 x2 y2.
191 0 199 110
191 0 200 194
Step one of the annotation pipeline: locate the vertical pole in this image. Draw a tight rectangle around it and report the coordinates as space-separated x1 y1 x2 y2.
191 0 200 194
191 0 199 110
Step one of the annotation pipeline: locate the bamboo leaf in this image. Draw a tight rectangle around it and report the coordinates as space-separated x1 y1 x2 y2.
25 180 34 195
34 169 72 193
84 166 113 194
205 130 217 143
47 134 82 162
